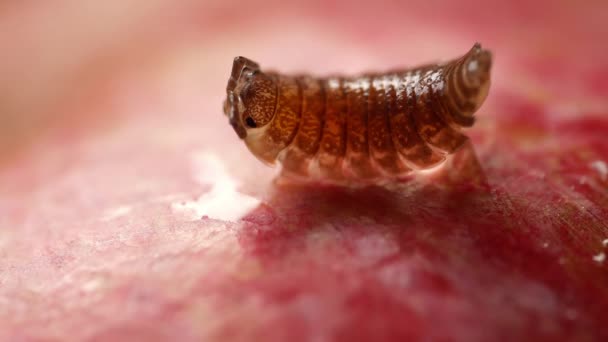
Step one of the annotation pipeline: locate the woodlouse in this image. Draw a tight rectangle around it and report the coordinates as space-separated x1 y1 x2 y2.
223 43 492 183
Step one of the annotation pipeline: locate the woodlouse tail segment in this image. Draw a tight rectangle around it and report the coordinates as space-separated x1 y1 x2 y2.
462 44 492 112
445 43 493 122
464 44 492 87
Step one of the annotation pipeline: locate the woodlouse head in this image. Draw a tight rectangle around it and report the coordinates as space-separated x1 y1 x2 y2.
224 56 277 139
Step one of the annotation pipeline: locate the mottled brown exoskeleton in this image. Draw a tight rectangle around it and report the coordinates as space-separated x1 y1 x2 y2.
223 43 492 183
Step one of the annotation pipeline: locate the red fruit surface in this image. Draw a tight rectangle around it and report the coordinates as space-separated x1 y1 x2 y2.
1 1 607 341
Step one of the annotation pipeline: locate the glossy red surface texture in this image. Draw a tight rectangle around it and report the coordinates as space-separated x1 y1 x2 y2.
1 1 607 341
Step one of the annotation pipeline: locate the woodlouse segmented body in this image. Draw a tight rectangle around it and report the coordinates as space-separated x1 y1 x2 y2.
223 43 492 183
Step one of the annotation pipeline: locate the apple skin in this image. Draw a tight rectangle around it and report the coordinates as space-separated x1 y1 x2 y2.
1 1 607 341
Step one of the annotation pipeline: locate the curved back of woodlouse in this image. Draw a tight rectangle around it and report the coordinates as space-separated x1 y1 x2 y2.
223 43 492 183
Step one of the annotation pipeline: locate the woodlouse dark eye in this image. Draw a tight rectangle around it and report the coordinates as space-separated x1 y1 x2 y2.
245 117 257 128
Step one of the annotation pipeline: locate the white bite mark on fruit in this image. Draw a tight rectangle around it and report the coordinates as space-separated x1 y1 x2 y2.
353 232 400 266
171 152 260 222
81 276 105 293
592 252 605 264
100 205 132 221
590 160 607 181
0 231 7 249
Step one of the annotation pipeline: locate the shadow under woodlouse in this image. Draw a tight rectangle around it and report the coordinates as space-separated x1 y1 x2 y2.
237 141 492 258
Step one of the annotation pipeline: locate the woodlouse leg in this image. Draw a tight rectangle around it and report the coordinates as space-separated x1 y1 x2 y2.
434 139 487 188
280 148 310 177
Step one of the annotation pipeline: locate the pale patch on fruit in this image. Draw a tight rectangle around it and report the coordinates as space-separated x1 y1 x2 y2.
0 231 7 249
100 205 132 221
602 239 608 247
590 160 607 181
232 259 263 281
353 232 401 266
592 252 605 264
565 308 578 320
171 152 260 222
81 276 105 293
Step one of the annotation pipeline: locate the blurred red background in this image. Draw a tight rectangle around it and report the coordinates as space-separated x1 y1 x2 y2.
1 1 607 341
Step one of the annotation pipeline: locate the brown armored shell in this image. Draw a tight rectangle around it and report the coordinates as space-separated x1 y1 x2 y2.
223 43 492 183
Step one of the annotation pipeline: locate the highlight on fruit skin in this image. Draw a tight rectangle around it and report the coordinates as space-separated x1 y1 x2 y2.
223 43 492 183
